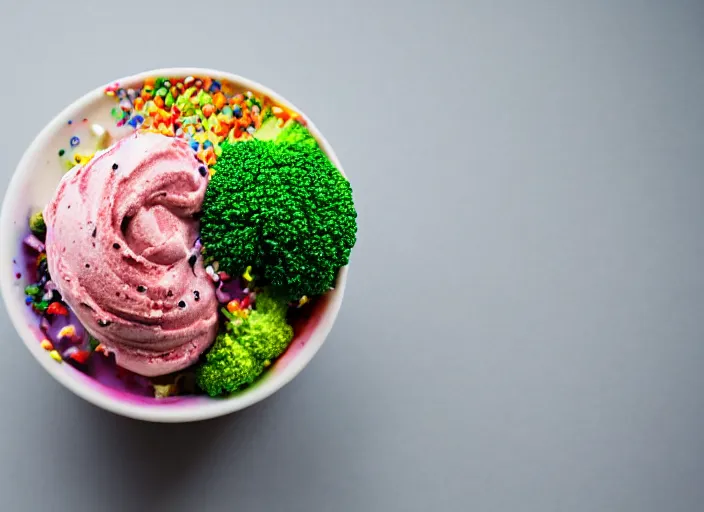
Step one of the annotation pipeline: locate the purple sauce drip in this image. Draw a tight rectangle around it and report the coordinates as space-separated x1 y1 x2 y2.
219 277 248 302
83 352 153 397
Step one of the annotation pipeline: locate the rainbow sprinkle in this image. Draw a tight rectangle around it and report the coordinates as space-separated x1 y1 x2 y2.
103 76 297 167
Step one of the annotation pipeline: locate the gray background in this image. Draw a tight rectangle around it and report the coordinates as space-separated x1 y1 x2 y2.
0 0 702 510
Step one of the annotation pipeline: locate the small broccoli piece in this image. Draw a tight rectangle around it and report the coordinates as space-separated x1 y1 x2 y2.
29 211 46 239
196 333 262 396
274 120 317 147
236 293 293 362
200 140 357 301
253 115 282 142
196 292 294 396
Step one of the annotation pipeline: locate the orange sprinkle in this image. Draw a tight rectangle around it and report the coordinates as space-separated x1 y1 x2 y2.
134 97 145 111
238 112 252 128
70 350 90 364
213 92 226 110
40 339 53 351
202 104 215 118
227 299 240 313
276 110 291 125
144 77 156 87
154 95 165 109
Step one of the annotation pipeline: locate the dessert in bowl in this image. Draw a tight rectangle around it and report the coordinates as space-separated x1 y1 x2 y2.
0 68 356 422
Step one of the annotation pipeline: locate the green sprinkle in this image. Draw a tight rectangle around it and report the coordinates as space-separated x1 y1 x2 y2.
34 300 49 312
198 90 212 106
165 92 175 108
24 284 40 297
58 149 65 157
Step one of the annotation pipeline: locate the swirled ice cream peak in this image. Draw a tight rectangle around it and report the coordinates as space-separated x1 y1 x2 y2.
44 132 218 376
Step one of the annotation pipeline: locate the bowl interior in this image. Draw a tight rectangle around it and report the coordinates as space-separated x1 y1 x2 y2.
0 69 348 422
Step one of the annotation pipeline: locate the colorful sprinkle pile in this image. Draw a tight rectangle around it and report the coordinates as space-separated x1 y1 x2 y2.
104 76 297 167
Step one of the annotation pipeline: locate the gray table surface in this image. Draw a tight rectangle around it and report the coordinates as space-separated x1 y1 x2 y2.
1 1 703 511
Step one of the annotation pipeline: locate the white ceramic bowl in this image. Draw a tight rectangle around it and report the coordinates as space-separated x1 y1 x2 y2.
0 68 349 422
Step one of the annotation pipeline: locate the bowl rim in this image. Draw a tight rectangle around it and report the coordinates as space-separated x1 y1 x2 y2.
0 67 349 422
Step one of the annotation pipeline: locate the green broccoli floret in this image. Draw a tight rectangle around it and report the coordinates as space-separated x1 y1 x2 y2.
29 211 46 239
196 332 262 397
274 121 318 147
200 139 357 301
195 292 294 396
235 292 293 362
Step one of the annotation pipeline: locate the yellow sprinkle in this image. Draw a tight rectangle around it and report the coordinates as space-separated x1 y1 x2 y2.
58 325 77 339
193 132 207 143
209 168 216 177
40 339 53 351
298 296 309 307
73 153 94 166
49 350 62 363
153 384 177 399
242 266 253 282
263 360 271 367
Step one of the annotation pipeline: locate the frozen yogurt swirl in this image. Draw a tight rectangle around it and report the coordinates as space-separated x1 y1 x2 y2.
44 132 218 376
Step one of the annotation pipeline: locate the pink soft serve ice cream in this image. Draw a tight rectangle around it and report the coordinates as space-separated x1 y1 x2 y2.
44 131 218 376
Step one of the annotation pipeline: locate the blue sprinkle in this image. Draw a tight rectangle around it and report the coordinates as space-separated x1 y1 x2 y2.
67 120 73 125
128 114 144 128
203 140 213 149
24 296 33 305
233 105 242 118
209 80 221 93
189 140 200 151
70 136 80 147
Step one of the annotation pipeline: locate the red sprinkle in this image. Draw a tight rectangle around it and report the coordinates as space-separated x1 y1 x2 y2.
70 350 90 364
217 271 231 281
240 296 251 309
15 273 21 279
46 302 69 316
